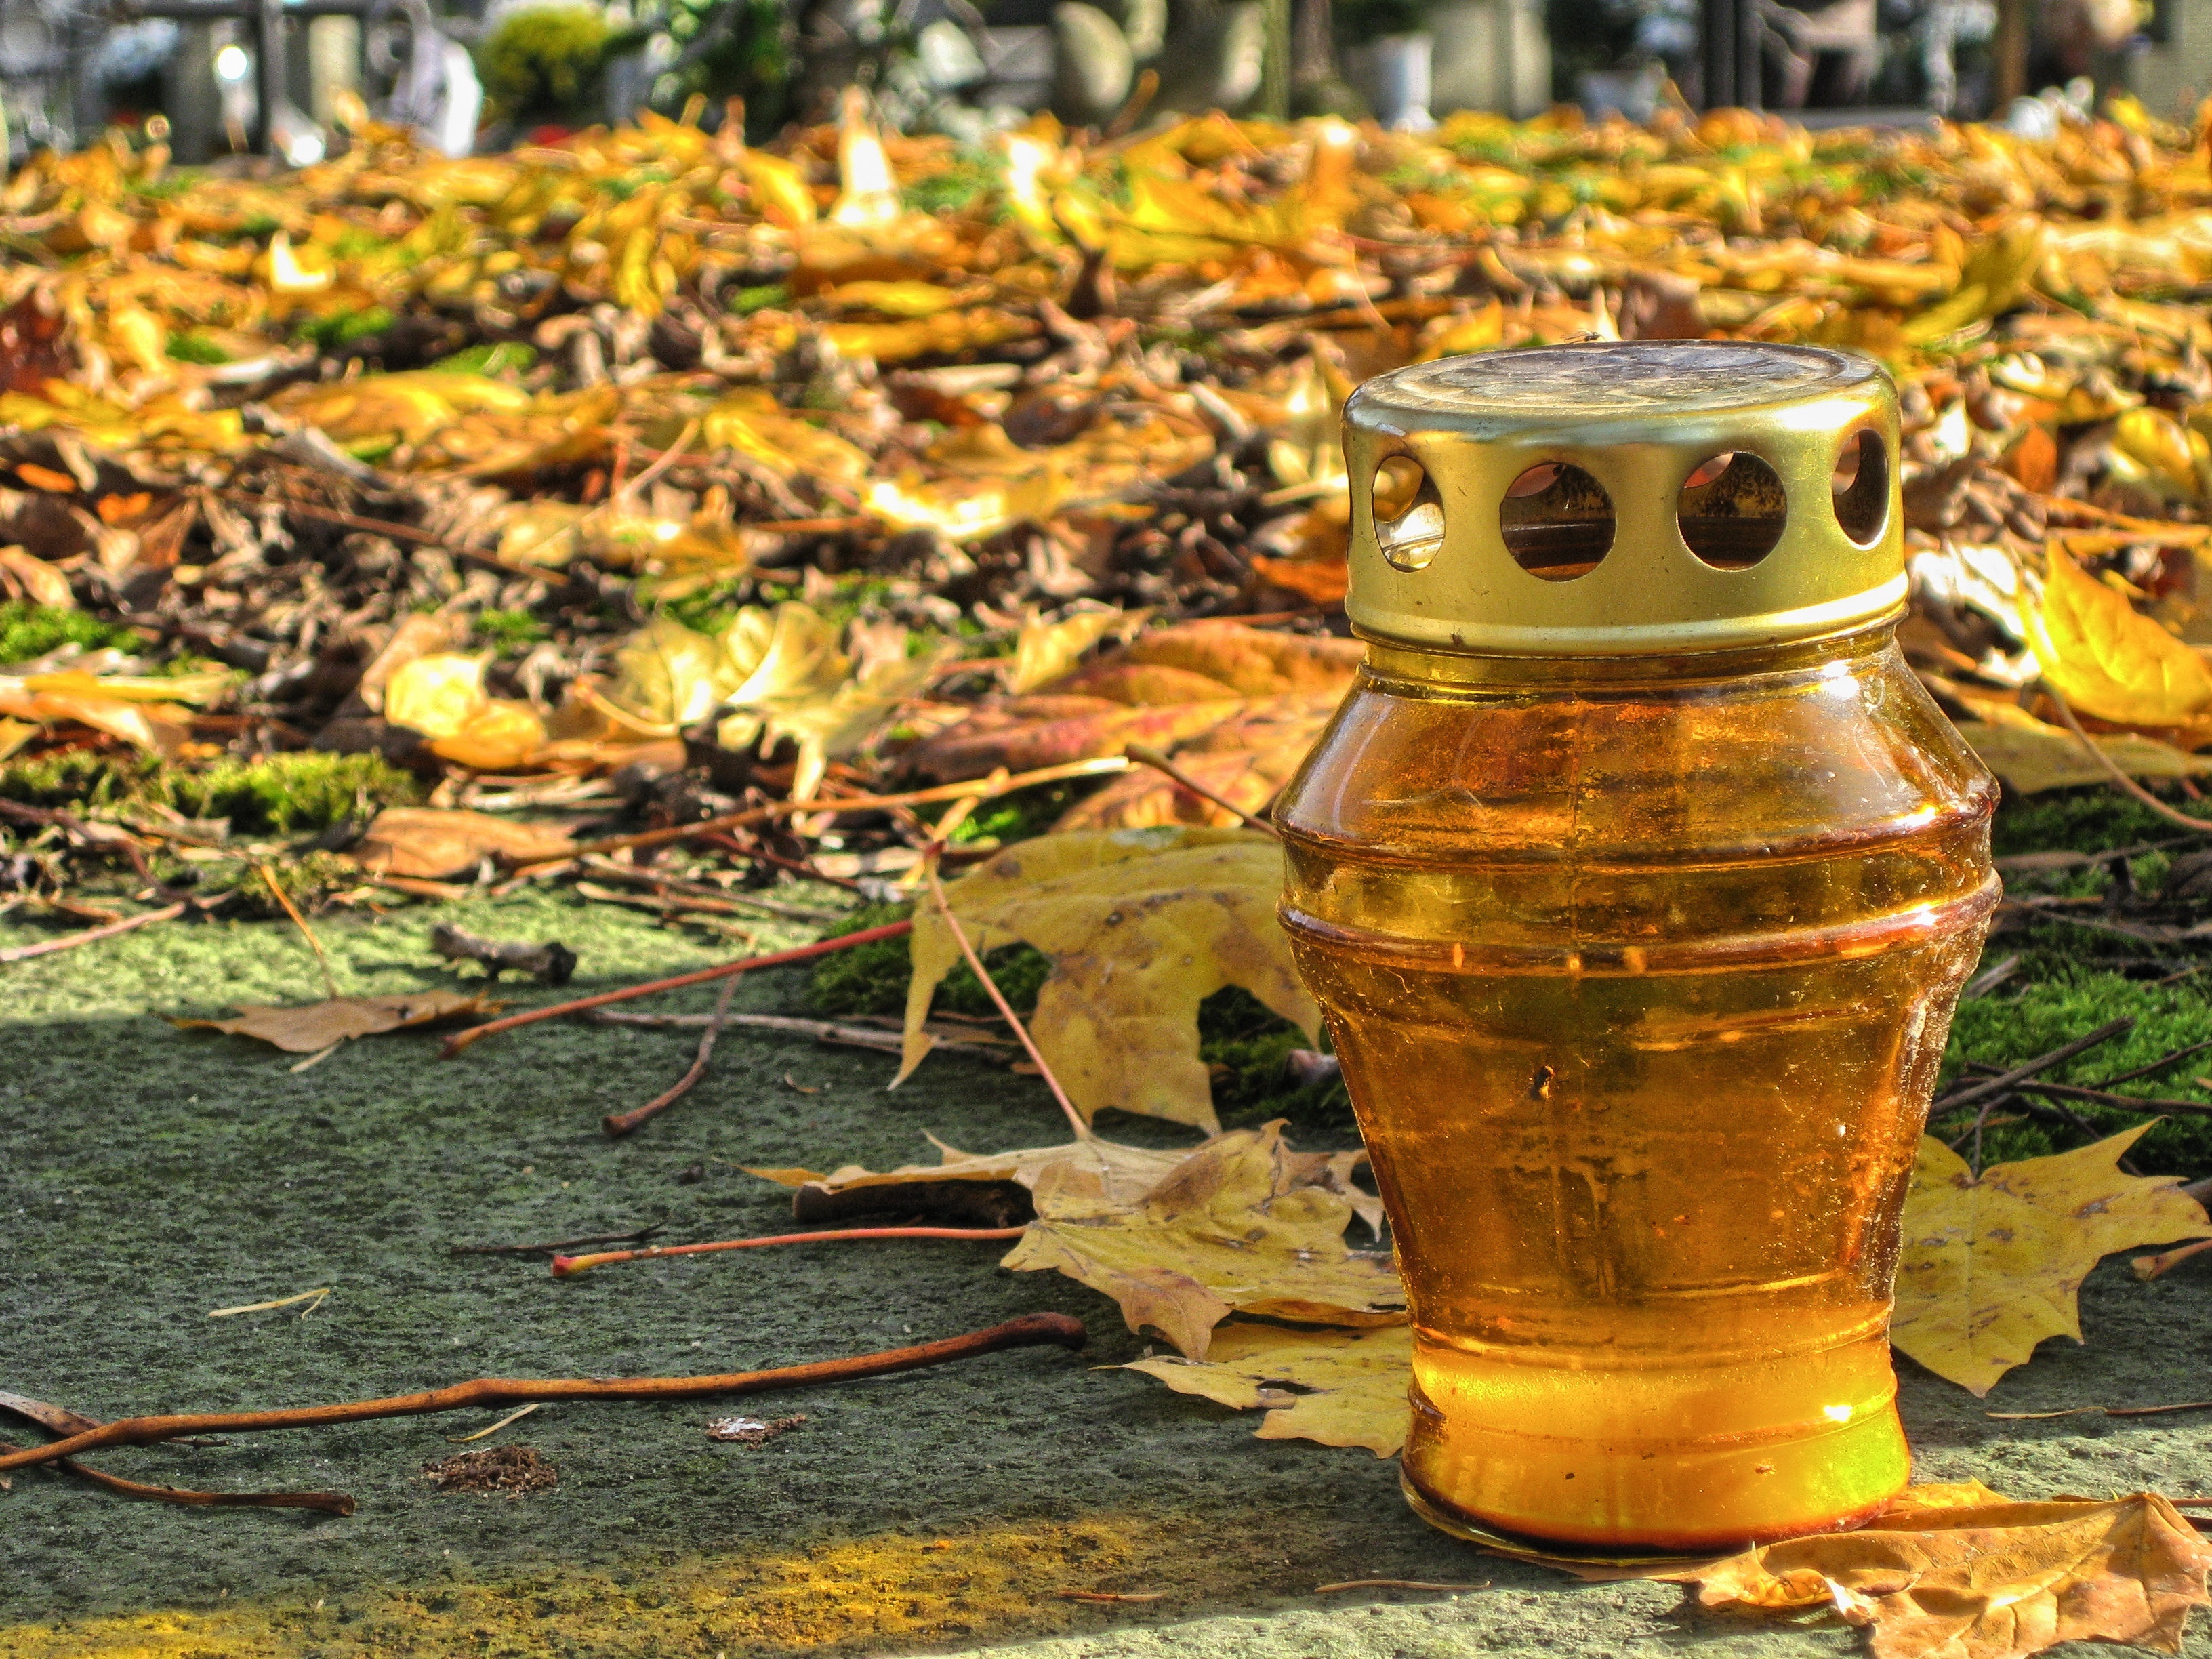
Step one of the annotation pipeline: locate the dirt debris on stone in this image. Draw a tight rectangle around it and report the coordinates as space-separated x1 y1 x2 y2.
421 1444 558 1497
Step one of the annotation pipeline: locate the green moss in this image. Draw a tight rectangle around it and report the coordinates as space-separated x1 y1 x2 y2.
1940 967 2212 1175
1202 987 1354 1140
159 752 423 835
1 751 422 835
164 330 231 365
951 782 1090 846
222 851 376 916
0 604 140 665
728 283 790 316
473 608 548 652
0 750 144 812
299 306 394 348
1990 788 2212 857
807 901 1052 1021
432 342 539 377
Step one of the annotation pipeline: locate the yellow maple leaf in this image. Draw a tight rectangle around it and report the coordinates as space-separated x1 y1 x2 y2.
1891 1126 2211 1396
2021 546 2212 726
1121 1321 1410 1456
899 825 1319 1132
1692 1490 2212 1659
1000 1122 1402 1358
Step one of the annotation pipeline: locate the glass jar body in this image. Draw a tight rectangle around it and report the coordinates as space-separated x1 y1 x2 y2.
1274 626 1997 1551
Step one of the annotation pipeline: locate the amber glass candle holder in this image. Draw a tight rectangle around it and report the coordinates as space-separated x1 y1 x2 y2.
1274 343 1998 1553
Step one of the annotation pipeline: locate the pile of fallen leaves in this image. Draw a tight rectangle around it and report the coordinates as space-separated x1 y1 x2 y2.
1 93 2212 909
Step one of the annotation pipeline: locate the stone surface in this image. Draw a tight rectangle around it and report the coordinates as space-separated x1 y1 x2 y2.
1 894 2209 1657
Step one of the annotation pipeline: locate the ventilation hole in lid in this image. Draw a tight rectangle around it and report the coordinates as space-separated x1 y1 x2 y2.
1372 455 1445 572
1678 452 1786 571
1500 463 1613 581
1832 429 1889 545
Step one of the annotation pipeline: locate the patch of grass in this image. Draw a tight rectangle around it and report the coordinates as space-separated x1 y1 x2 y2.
0 604 140 665
1941 966 2212 1176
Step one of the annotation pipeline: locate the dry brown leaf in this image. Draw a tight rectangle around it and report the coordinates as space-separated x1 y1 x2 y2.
350 809 575 880
1893 1126 2211 1396
176 989 495 1053
900 825 1317 1132
1691 1490 2212 1659
750 1131 1380 1235
907 622 1359 783
1000 1122 1404 1359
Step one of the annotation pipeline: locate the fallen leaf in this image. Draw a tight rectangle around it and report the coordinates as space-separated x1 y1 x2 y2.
1957 718 2212 793
176 989 494 1053
1122 1320 1411 1454
1001 1122 1404 1358
1892 1126 2211 1395
351 808 574 880
1009 607 1143 695
907 621 1360 783
900 825 1318 1132
750 1130 1380 1234
2022 547 2212 726
1692 1489 2212 1659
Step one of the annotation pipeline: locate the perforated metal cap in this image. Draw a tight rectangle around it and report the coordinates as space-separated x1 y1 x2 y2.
1342 341 1904 655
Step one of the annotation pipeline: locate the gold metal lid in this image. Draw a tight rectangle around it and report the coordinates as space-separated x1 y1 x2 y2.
1342 342 1904 656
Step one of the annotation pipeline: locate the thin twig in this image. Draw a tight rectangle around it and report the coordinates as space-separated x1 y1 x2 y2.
438 920 914 1057
1124 743 1279 836
0 1391 352 1513
604 974 741 1137
451 1223 668 1257
924 853 1087 1139
2047 691 2212 833
0 1435 354 1513
444 1403 541 1443
259 862 338 1001
1927 1019 2135 1115
1058 1590 1166 1604
0 901 186 964
2095 1039 2212 1089
529 758 1132 869
2006 1080 2212 1118
1986 1398 2212 1420
1315 1580 1490 1594
550 1225 1027 1276
0 1313 1088 1472
2133 1238 2212 1281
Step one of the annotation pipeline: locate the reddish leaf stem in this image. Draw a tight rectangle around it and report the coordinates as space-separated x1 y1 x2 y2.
602 972 739 1136
551 1225 1027 1276
0 1313 1087 1473
438 920 913 1057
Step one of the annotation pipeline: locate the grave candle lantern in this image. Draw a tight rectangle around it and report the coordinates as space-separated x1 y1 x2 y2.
1273 342 1999 1552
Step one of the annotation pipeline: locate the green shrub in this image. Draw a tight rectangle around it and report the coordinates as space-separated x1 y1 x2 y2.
479 5 609 123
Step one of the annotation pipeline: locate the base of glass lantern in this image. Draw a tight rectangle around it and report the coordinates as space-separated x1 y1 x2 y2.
1397 1343 1913 1553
